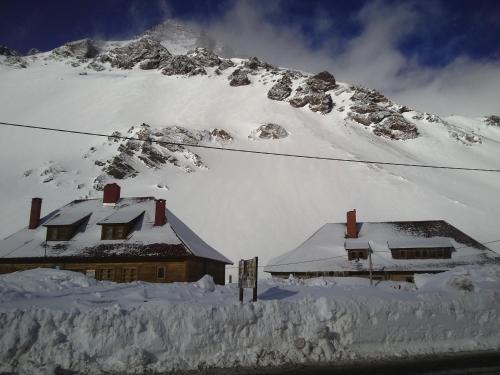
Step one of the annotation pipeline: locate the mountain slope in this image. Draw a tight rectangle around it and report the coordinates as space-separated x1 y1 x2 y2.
0 21 499 277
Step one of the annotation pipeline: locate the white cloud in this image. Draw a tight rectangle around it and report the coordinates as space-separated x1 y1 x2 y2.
193 0 500 117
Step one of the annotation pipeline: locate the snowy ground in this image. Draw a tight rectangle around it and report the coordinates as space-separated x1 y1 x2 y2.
1 267 499 374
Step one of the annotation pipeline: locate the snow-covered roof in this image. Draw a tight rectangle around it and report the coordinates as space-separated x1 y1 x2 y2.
43 211 92 226
265 221 494 273
388 238 453 249
0 197 232 264
97 208 145 225
344 239 371 250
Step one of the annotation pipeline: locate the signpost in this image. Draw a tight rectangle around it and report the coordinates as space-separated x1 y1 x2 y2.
238 257 258 302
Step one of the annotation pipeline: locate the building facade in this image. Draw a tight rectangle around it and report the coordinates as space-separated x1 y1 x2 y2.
0 184 232 284
265 210 496 282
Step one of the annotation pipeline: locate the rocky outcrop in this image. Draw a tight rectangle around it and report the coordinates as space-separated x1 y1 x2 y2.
26 48 40 56
347 85 419 141
288 71 336 114
267 73 293 101
92 124 233 184
229 68 251 86
0 45 28 68
249 123 289 140
98 38 171 70
0 45 20 57
52 39 100 61
244 57 276 71
373 116 419 140
485 115 500 127
161 55 207 76
208 129 233 144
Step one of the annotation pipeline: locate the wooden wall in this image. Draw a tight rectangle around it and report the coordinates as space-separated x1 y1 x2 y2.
0 258 226 285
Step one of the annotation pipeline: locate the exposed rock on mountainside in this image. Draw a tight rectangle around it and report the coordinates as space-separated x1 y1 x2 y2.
411 112 482 145
485 115 500 127
249 123 289 140
90 124 233 186
0 45 28 68
373 116 419 140
26 48 40 56
229 68 251 86
244 57 276 72
99 38 170 70
0 45 19 57
348 85 419 141
208 129 233 144
289 71 336 114
267 73 293 101
52 39 100 61
161 55 207 76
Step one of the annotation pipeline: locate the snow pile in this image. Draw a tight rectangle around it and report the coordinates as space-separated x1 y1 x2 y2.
1 267 499 374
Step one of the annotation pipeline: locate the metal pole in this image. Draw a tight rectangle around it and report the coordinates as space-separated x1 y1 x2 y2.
253 257 258 302
239 288 243 303
368 249 373 286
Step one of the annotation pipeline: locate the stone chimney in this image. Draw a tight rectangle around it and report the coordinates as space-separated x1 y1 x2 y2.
154 199 166 226
29 198 42 229
346 209 358 238
103 183 121 205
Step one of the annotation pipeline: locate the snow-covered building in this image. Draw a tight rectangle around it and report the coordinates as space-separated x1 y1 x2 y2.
265 210 496 282
0 183 232 284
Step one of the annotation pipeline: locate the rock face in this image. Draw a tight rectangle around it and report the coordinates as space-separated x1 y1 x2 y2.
373 116 419 140
267 73 293 101
161 55 207 76
0 45 28 68
99 38 170 70
229 68 251 86
52 39 100 60
244 57 276 71
348 85 419 141
288 71 336 114
91 124 233 185
249 124 289 140
485 115 500 127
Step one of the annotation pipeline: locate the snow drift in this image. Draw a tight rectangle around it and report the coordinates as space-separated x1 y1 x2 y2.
1 267 499 374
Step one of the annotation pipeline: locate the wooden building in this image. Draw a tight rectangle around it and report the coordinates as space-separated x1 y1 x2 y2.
0 183 232 284
265 210 496 282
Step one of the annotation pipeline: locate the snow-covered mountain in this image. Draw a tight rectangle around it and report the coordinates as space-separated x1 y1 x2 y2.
1 20 499 276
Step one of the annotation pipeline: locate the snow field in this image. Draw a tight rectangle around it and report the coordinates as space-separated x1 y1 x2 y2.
1 267 499 374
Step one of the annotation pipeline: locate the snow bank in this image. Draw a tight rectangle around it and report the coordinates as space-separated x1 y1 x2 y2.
1 267 500 374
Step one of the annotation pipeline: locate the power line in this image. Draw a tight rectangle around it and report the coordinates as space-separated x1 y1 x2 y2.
1 121 500 173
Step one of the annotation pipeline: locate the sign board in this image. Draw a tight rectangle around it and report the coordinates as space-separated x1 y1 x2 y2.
239 257 258 288
238 257 258 302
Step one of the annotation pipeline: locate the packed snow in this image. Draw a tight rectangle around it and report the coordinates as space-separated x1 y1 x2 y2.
0 267 499 374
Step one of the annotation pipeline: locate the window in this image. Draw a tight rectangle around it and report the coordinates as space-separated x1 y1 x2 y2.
97 268 114 281
157 266 166 279
122 268 137 282
101 225 129 240
46 226 75 241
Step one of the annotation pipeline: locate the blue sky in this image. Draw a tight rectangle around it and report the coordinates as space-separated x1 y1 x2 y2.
1 0 499 115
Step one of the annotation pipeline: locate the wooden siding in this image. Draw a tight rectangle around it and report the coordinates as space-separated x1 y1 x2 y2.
0 258 226 285
268 270 447 283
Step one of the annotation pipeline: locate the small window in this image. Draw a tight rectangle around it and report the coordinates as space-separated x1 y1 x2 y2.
98 269 114 281
122 268 137 282
101 225 129 240
157 266 166 279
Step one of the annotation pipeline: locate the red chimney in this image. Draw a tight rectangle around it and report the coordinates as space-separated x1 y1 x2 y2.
103 183 121 205
154 199 166 226
346 209 358 238
29 198 42 229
